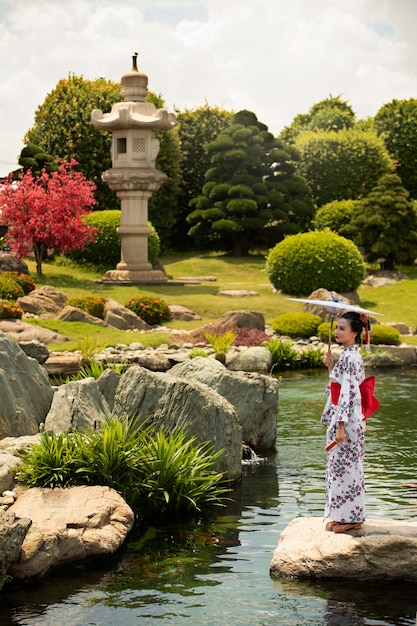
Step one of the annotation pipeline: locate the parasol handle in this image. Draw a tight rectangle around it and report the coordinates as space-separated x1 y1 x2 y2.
328 316 334 348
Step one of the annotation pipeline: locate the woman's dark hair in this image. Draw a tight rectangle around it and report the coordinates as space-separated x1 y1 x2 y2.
340 311 364 343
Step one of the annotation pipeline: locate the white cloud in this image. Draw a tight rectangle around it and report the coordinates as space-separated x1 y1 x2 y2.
1 0 417 176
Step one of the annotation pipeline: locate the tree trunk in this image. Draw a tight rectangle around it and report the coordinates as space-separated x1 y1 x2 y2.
231 235 251 257
33 242 47 277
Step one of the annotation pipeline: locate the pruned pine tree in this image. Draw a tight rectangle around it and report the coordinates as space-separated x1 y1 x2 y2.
187 110 313 256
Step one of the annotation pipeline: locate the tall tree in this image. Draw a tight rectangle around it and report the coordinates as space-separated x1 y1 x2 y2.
187 110 313 256
25 74 120 211
294 128 393 207
350 173 417 270
374 98 417 199
24 75 182 250
0 161 97 276
279 95 356 144
175 104 233 248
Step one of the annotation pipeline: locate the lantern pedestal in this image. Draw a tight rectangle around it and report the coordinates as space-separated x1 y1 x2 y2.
91 54 175 284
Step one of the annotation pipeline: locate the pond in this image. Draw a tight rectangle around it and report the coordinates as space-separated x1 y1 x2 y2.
1 369 417 625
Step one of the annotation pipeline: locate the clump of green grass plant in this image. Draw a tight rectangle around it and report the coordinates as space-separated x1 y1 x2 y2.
13 417 228 524
204 330 237 363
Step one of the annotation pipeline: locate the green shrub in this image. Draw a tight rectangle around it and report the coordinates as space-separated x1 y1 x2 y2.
14 417 228 523
297 346 326 369
2 272 36 294
67 295 106 319
265 230 365 296
271 312 323 338
263 337 299 369
317 322 336 343
189 348 208 358
313 199 356 234
0 274 24 300
0 300 23 319
67 210 160 268
370 324 401 346
204 330 237 363
125 296 171 325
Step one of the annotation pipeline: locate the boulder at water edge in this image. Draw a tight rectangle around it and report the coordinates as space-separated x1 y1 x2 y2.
170 357 278 450
270 517 417 582
7 486 134 580
0 333 54 439
112 365 242 481
0 510 32 589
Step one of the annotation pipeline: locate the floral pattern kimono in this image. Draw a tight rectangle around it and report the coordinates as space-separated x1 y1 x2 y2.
321 344 365 524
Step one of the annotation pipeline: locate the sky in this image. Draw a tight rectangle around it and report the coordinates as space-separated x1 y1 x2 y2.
1 0 417 176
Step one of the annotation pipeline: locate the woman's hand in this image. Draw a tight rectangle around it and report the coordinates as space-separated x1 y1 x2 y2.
335 422 346 445
323 348 334 372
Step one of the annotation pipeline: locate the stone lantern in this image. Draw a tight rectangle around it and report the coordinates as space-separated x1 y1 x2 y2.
91 53 176 283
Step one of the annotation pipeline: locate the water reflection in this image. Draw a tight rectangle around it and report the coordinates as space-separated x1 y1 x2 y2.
1 370 417 625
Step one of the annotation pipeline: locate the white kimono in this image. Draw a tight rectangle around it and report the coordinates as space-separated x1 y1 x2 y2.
321 344 365 524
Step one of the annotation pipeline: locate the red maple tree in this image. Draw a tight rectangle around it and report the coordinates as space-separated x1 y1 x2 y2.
0 160 98 276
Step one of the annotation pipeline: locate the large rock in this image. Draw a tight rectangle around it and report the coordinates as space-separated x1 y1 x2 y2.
18 340 49 364
44 378 111 434
0 333 54 439
301 288 359 322
270 516 417 582
170 357 278 449
226 346 273 374
112 365 242 480
0 435 41 492
57 305 108 327
0 510 32 590
0 319 69 343
7 486 134 580
0 453 22 492
17 285 67 315
169 304 202 321
0 253 28 274
104 298 150 331
196 310 265 333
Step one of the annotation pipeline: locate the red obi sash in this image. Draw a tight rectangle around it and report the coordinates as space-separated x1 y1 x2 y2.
330 376 380 420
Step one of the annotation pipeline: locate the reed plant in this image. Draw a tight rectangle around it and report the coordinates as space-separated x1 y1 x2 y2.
13 417 228 523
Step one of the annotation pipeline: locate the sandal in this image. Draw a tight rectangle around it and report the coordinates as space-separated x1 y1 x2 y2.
332 522 362 533
326 520 338 530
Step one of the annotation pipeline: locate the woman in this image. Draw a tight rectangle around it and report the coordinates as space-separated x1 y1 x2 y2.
321 311 366 533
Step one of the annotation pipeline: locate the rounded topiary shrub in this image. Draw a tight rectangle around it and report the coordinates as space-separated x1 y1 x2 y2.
271 312 323 338
67 210 160 268
265 230 365 296
370 324 401 346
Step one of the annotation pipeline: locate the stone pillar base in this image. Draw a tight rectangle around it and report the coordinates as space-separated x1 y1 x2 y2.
101 269 168 284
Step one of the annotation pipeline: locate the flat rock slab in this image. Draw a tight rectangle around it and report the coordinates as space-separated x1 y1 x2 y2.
218 290 259 297
270 516 417 582
0 319 69 343
8 485 134 580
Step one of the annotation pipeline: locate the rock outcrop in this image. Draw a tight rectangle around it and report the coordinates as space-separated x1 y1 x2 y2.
44 378 111 434
170 357 278 449
0 253 29 274
17 285 68 315
0 333 54 438
0 509 32 589
104 298 150 331
270 516 417 582
7 486 134 580
112 365 242 480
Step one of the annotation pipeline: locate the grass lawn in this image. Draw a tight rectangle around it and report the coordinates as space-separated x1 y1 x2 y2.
22 254 417 351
